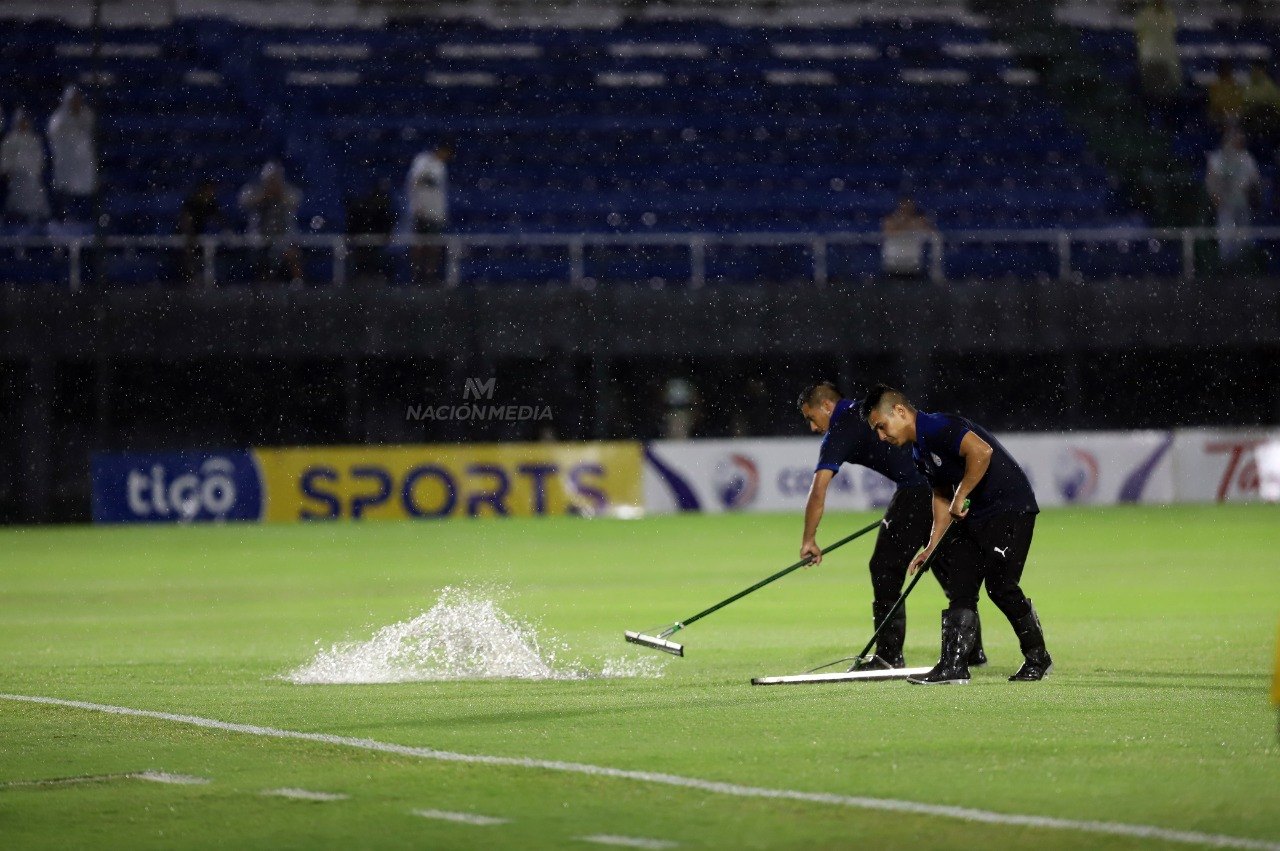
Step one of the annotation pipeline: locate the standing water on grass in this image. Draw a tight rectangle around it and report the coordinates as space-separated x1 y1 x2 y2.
285 585 664 683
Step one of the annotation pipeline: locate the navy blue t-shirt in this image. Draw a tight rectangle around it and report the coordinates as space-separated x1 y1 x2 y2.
912 411 1039 521
817 398 928 489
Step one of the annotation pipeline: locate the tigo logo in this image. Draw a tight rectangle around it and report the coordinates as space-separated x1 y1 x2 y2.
93 451 264 523
127 457 239 519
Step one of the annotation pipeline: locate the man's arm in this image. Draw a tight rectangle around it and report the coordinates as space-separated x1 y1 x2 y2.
800 469 835 565
950 431 993 519
909 486 954 575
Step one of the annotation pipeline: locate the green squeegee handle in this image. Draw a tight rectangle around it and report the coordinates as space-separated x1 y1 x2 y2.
674 517 884 632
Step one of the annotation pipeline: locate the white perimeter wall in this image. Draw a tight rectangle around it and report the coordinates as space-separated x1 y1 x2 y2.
643 428 1280 514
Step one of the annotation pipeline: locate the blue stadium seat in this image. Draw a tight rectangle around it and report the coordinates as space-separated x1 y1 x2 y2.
0 14 1154 284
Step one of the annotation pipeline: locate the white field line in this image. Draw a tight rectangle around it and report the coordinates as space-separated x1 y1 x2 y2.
262 787 349 802
578 835 678 849
412 808 508 826
3 693 1278 851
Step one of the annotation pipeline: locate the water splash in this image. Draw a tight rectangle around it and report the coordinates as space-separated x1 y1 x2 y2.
285 585 665 684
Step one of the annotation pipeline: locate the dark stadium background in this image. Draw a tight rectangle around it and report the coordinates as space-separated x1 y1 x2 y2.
1 0 1278 522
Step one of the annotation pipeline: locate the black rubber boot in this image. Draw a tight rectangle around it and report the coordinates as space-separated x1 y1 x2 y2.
1008 601 1053 682
850 601 906 671
908 608 977 685
872 600 906 667
968 611 988 668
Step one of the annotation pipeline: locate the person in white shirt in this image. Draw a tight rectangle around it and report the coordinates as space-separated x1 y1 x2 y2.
880 197 937 279
407 145 451 285
238 161 305 284
1205 129 1261 265
1135 0 1181 98
47 85 97 222
1 109 51 224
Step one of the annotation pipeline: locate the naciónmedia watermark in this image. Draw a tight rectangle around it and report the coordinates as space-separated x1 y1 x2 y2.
406 378 552 423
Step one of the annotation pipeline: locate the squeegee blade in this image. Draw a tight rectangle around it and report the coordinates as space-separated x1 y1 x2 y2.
750 666 933 686
624 631 685 656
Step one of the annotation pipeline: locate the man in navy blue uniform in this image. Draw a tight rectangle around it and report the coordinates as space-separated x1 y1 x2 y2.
797 381 986 670
861 383 1053 685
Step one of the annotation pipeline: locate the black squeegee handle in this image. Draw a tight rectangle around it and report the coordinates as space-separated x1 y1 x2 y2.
674 518 883 632
852 509 966 661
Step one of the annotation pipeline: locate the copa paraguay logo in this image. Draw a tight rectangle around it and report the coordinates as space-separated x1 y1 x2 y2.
92 451 264 523
712 453 760 510
1054 447 1100 503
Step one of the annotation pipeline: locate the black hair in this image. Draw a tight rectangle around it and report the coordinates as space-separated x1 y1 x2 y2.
796 381 841 411
859 383 912 421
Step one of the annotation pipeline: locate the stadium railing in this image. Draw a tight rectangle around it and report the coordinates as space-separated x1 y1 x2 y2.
0 226 1261 290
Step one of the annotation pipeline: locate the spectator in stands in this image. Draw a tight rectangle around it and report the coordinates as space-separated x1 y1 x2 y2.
663 377 699 440
407 145 451 285
345 177 395 282
177 179 226 284
880 196 937 280
1242 62 1280 141
1207 61 1244 128
1135 0 1182 99
1 109 51 225
1205 129 1261 265
46 85 97 223
238 161 304 284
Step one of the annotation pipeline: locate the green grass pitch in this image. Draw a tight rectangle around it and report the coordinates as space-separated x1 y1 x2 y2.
1 505 1277 850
